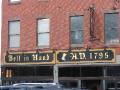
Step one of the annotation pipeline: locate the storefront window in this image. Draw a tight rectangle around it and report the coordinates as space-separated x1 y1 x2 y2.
107 66 120 76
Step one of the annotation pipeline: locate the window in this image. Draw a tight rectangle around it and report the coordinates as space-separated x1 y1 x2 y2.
105 13 120 44
37 18 50 47
70 16 84 44
9 21 20 48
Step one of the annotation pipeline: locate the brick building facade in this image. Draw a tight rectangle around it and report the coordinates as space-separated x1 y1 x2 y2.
1 0 120 89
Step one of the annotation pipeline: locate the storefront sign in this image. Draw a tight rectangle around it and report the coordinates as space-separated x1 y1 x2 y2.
5 52 55 64
5 49 115 64
56 49 115 63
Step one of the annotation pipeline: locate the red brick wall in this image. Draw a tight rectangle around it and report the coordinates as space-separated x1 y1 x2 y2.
1 0 120 63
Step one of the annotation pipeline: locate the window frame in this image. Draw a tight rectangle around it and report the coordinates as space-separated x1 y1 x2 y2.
8 20 20 48
70 15 84 47
104 12 120 45
37 18 50 48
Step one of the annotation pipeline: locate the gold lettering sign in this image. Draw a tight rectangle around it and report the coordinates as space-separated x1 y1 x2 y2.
56 49 115 63
5 49 115 64
5 52 55 64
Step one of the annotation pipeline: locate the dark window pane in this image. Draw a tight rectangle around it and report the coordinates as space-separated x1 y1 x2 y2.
107 66 120 76
71 16 84 44
71 16 83 31
71 31 83 44
105 13 119 44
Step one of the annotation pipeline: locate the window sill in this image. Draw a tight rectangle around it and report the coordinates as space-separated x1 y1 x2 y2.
8 47 20 52
38 0 49 2
36 46 49 49
9 1 21 5
71 44 84 48
104 43 120 48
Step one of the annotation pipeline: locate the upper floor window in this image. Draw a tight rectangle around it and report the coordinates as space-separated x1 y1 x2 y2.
70 16 84 45
9 20 20 48
37 18 50 48
105 13 120 44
